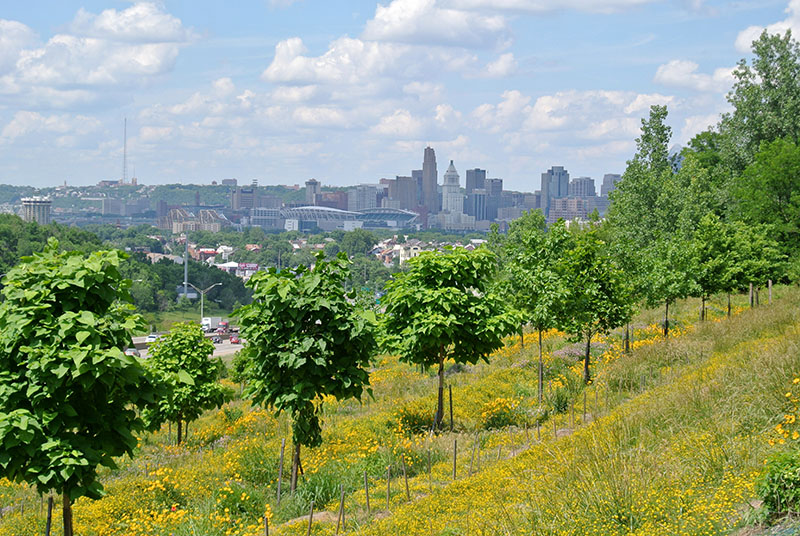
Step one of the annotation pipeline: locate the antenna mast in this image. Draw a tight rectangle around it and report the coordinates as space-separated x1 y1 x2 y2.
122 118 128 184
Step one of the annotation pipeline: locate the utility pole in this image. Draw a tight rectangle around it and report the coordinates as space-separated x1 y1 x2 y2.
183 235 189 299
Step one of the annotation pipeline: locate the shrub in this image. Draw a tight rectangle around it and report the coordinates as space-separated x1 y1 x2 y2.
480 397 524 429
758 450 800 515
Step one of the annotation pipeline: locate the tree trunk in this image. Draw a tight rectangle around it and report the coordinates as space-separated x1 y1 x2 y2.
700 296 705 321
583 333 592 384
62 493 73 536
538 329 543 404
727 293 731 318
435 353 445 430
624 323 630 353
177 418 183 445
290 442 301 493
664 300 669 338
520 323 525 349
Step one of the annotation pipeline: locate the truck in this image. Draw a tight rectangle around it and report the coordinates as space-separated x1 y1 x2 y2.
201 317 222 332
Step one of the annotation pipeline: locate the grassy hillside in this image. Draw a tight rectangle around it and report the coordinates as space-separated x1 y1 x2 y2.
0 289 797 535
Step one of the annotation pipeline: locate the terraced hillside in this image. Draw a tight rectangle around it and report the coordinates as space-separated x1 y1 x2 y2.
0 289 797 535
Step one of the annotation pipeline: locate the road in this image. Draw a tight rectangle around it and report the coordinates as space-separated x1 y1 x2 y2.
138 339 243 359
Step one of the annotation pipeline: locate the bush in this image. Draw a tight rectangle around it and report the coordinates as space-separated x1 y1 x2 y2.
758 450 800 515
391 400 436 436
480 397 524 430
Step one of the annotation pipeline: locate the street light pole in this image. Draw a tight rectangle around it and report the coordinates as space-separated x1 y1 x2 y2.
187 282 222 323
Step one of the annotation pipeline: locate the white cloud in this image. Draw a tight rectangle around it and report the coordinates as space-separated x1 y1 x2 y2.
362 0 509 48
434 104 461 125
0 20 37 74
403 81 444 99
292 106 349 128
370 109 424 137
69 3 191 43
139 126 174 143
654 60 734 92
270 85 317 102
735 0 800 52
679 113 721 143
1 111 101 140
472 89 531 133
480 53 517 78
623 93 675 114
0 3 191 108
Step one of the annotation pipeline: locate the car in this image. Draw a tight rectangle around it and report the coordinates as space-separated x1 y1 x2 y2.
211 336 222 344
229 335 240 344
124 348 141 358
145 334 159 343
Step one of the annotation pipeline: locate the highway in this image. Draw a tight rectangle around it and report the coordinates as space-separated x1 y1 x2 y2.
133 336 244 359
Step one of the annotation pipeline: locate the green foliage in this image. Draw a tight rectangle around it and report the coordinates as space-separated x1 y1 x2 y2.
381 247 518 370
557 223 634 383
758 449 800 515
144 322 230 437
499 211 569 332
339 228 377 257
238 252 377 450
721 30 800 171
0 239 159 501
735 137 800 251
381 246 519 427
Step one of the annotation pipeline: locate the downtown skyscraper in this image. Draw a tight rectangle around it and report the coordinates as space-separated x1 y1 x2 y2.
422 146 438 215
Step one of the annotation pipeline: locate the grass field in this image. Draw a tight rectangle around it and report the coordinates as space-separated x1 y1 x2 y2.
0 288 797 535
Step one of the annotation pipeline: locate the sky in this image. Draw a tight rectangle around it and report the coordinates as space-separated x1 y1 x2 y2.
0 0 797 192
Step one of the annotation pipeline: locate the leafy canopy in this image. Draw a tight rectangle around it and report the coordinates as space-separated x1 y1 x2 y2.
381 246 519 368
0 239 159 500
144 322 229 430
238 252 376 449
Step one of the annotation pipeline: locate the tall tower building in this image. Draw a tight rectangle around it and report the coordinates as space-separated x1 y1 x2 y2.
568 176 596 197
600 173 622 197
422 146 438 214
441 161 463 214
305 178 321 205
541 166 570 217
21 197 52 225
465 168 486 194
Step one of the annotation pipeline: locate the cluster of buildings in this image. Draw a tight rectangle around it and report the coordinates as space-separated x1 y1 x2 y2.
11 147 623 232
296 147 621 231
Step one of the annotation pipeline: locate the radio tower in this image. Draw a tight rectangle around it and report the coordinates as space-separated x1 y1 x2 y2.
122 118 128 184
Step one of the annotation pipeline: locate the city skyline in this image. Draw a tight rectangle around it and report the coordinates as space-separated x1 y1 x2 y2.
0 1 796 190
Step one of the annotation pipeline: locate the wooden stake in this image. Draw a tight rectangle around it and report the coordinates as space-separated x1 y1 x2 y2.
570 403 574 427
277 438 285 505
306 500 314 536
452 439 458 479
553 417 557 438
386 466 391 511
364 470 370 515
583 391 587 423
537 422 541 441
749 283 754 308
449 385 454 432
264 515 269 536
769 279 773 304
427 449 432 492
468 442 477 476
335 484 345 535
402 457 410 500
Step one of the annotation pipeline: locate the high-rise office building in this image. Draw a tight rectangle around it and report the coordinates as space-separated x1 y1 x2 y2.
422 147 438 215
467 189 488 221
600 173 622 197
22 196 52 225
466 168 486 194
348 184 379 211
383 176 417 210
541 166 570 216
441 161 463 214
568 176 596 197
305 179 321 205
485 178 503 221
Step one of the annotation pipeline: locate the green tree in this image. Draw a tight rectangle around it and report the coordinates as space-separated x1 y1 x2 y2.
339 228 377 257
381 247 518 430
558 224 633 384
500 212 569 402
721 30 800 171
734 138 800 251
144 322 229 444
0 239 160 535
237 252 376 491
643 235 698 336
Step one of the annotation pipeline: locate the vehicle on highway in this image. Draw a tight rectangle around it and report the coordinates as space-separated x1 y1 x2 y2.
145 334 159 343
229 335 240 344
211 336 222 344
124 348 141 358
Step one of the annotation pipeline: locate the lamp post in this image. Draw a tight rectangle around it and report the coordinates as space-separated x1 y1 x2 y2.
187 282 222 322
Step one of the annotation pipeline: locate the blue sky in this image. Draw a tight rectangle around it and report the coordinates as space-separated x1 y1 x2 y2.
0 0 797 192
